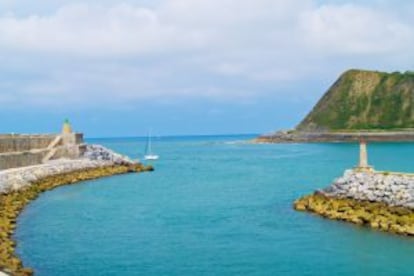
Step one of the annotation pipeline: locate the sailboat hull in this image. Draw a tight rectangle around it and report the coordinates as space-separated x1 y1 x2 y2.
144 154 159 160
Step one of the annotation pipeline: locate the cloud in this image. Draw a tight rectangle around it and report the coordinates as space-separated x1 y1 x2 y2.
0 0 413 109
0 1 309 57
1 1 412 58
299 4 413 55
0 3 205 57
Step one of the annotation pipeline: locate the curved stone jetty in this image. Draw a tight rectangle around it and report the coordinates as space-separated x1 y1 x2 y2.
294 169 414 236
0 144 153 275
0 144 137 193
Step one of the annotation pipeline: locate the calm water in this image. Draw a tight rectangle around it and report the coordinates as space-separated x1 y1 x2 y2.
15 135 414 275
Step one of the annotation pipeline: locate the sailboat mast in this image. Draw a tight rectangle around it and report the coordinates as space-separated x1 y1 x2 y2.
148 134 152 154
143 129 159 160
146 130 152 154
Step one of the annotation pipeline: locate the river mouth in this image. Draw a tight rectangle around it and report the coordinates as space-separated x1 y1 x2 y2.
15 136 414 275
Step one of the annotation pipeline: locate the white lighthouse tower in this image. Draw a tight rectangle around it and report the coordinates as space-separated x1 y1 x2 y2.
356 138 373 172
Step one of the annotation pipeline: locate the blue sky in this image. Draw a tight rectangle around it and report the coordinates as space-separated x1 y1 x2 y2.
0 0 413 137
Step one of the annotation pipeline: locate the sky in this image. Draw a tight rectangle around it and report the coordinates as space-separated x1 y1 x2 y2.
0 0 413 137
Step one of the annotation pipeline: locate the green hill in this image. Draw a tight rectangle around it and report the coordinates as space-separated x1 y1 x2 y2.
297 69 414 131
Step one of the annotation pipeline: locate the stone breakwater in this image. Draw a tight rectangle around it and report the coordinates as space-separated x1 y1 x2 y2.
322 170 414 208
0 145 153 275
0 144 135 194
294 170 414 236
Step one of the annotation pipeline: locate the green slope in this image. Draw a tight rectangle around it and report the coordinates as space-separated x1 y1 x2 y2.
297 69 414 131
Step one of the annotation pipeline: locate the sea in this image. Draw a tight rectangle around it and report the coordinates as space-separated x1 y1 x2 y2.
14 135 414 275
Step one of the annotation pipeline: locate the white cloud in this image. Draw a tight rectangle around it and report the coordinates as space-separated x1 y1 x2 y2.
0 1 412 57
0 3 205 56
0 0 413 108
213 62 246 76
0 1 309 57
299 4 413 55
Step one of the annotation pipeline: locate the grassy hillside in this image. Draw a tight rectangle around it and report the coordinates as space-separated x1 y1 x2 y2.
297 69 414 131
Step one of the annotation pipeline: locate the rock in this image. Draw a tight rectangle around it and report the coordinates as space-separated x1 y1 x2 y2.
82 145 136 165
319 169 414 208
293 192 414 237
293 200 307 211
370 221 380 228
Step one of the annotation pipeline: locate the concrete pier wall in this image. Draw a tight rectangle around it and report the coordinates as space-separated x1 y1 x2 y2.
0 133 84 170
0 135 56 153
0 149 49 170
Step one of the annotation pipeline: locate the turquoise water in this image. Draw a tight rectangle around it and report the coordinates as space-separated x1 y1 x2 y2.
15 135 414 275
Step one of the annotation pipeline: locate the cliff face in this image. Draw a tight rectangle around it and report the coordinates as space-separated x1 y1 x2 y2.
297 69 414 131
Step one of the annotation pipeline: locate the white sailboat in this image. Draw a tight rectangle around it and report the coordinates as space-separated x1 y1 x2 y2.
144 131 159 160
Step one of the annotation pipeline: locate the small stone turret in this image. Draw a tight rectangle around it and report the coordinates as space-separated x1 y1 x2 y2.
62 119 76 146
60 119 85 159
356 139 373 172
62 119 72 134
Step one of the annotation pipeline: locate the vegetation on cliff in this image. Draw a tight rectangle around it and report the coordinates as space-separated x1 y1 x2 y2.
297 69 414 131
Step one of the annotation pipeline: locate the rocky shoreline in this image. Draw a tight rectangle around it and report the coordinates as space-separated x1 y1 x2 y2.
256 130 414 143
294 169 414 236
0 145 153 275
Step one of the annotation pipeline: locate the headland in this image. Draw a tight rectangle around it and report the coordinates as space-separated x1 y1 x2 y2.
0 122 152 275
257 69 414 143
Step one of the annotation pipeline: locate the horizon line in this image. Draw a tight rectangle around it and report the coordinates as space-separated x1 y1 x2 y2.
85 133 260 140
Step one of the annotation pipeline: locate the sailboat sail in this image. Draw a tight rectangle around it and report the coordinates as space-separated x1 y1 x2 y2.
145 135 150 155
144 131 159 160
